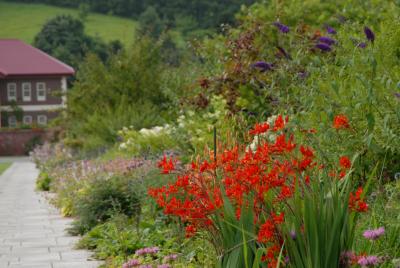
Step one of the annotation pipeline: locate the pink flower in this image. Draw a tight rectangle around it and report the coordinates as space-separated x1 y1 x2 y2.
358 255 381 266
363 227 385 240
122 259 140 268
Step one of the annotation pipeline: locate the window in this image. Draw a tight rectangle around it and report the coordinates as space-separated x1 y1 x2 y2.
23 115 32 125
7 83 17 101
22 83 31 101
8 115 17 128
37 115 47 125
36 82 46 101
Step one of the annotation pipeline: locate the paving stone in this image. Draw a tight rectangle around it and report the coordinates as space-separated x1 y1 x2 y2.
0 161 101 268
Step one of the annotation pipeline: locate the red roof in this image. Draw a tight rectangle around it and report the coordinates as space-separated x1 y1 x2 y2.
0 39 74 77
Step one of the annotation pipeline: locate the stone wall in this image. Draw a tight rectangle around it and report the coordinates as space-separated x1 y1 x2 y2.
0 129 53 156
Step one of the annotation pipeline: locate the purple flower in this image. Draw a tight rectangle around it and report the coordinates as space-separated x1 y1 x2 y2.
138 266 152 268
289 230 296 240
364 27 375 43
135 246 160 256
358 255 381 266
363 227 385 240
122 259 140 268
340 251 356 266
157 265 171 268
315 43 332 52
273 22 290 33
251 61 273 72
326 26 337 35
395 92 400 99
357 42 367 49
163 254 178 262
319 36 336 45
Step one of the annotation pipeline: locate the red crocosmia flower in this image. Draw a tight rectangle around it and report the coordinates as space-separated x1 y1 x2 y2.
333 114 350 129
258 219 275 243
349 187 368 212
273 115 285 131
300 146 314 158
250 122 270 135
158 155 175 174
339 156 351 169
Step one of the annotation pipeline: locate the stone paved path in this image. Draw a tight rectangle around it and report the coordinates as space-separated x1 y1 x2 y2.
0 160 102 268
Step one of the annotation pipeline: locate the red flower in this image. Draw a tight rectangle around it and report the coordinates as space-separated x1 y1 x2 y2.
158 155 175 174
185 224 197 237
273 115 286 131
333 114 350 129
349 187 368 212
339 156 351 169
250 122 269 135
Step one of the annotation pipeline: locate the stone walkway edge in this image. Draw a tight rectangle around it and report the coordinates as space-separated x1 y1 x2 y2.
0 161 102 268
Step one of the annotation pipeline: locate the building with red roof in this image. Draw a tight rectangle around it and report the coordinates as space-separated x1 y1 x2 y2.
0 39 74 128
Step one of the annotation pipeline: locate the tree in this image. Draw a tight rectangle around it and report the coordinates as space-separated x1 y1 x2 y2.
137 6 165 40
64 38 171 150
33 15 108 68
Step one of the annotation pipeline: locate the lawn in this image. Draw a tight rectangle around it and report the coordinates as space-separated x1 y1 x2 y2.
0 162 11 175
0 1 136 46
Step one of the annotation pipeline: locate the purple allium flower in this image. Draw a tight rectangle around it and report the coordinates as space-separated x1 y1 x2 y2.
273 22 290 33
315 43 332 52
363 227 385 240
251 61 273 72
122 259 140 268
326 26 337 35
319 36 336 45
358 255 381 266
364 27 375 43
357 42 367 49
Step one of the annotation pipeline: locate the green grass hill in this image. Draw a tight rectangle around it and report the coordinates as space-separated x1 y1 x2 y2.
0 1 136 46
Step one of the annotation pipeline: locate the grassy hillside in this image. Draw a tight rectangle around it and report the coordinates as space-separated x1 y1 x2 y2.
0 1 136 46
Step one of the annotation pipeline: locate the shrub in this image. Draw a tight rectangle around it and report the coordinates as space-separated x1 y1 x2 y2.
70 175 141 235
36 171 52 191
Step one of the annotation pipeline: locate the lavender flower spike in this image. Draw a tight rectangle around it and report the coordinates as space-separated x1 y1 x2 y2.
363 227 385 240
364 26 375 42
326 26 337 34
319 36 336 45
251 61 273 72
315 43 332 52
273 22 290 33
358 255 381 267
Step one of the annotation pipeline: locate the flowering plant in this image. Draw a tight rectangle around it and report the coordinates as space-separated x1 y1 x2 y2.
149 116 368 267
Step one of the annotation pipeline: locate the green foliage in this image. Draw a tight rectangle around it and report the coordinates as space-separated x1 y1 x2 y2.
36 171 52 191
78 215 143 260
6 0 256 34
355 180 400 267
33 14 110 68
65 38 171 150
137 6 165 40
0 1 137 46
70 175 141 235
